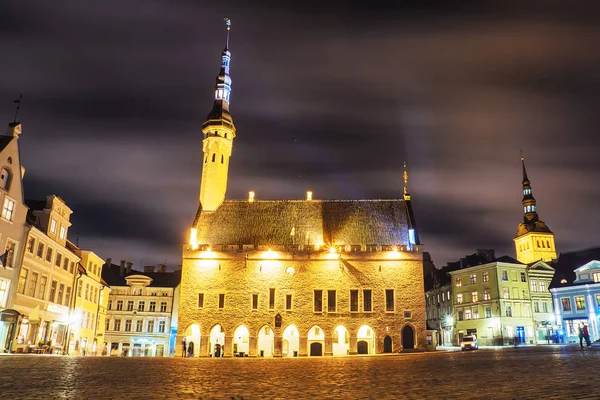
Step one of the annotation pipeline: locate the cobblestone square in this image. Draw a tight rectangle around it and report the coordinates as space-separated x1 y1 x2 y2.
0 346 598 399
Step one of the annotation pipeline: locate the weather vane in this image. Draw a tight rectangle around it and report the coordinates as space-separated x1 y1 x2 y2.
224 17 231 48
403 161 409 196
13 94 23 124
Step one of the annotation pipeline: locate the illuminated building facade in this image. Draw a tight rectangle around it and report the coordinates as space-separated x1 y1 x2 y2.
12 195 80 353
514 156 557 264
178 21 426 357
0 122 29 353
551 260 600 343
103 262 180 357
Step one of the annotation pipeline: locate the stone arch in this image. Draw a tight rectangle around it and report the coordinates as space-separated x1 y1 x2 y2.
401 323 416 350
282 324 300 357
209 324 225 357
257 325 274 357
307 325 325 356
181 323 201 357
332 325 350 356
233 325 250 357
383 335 393 353
357 325 375 354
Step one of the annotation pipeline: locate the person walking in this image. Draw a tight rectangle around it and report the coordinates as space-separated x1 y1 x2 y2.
582 324 592 347
182 338 187 357
188 341 194 358
578 324 585 349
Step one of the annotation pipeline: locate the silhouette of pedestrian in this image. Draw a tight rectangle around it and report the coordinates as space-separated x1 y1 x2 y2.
582 324 591 347
182 338 187 357
188 341 194 357
578 324 585 349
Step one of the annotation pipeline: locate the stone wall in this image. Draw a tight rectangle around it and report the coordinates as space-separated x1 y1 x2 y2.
178 247 427 357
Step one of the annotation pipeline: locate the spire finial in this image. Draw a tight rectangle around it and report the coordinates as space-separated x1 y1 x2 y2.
13 94 23 124
403 161 411 200
224 17 231 49
521 149 529 183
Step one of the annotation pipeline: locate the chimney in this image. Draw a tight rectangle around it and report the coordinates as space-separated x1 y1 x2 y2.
126 261 133 273
157 264 167 273
119 260 126 276
105 258 112 268
143 265 155 273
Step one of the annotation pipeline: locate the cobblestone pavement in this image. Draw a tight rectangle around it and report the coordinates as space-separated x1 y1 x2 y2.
0 346 599 399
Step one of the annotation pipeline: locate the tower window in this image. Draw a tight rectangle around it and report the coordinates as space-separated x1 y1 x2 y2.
204 156 207 164
224 132 228 139
212 153 216 162
0 168 12 191
221 154 224 164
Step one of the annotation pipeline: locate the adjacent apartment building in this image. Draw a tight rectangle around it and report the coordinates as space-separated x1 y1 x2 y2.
103 262 181 357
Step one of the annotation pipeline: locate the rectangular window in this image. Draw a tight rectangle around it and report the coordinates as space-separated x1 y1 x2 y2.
38 276 47 300
482 271 489 283
252 294 258 310
457 293 463 304
575 296 586 311
136 320 143 332
0 279 7 308
55 253 62 267
465 309 472 320
286 294 292 310
470 273 476 285
314 290 323 312
107 299 112 310
64 286 71 306
27 237 35 253
147 320 154 333
456 277 462 287
45 247 53 263
363 289 372 312
471 291 478 303
483 290 491 301
63 257 69 271
458 310 463 321
116 300 123 311
56 283 64 305
596 295 600 309
534 301 540 313
511 271 517 281
160 302 167 312
1 198 15 221
520 272 527 282
106 319 111 331
485 307 492 318
501 270 508 281
385 289 394 312
49 280 57 303
59 226 66 240
70 261 75 274
198 293 204 308
530 281 537 292
539 281 546 292
27 272 38 297
512 288 519 299
36 242 44 258
84 284 89 300
269 288 275 310
149 301 156 312
114 319 121 331
218 294 225 309
50 219 57 233
505 304 512 317
328 290 337 312
350 290 359 312
125 320 132 332
127 300 134 311
594 273 600 283
159 320 166 333
503 288 510 299
77 281 82 297
138 301 145 311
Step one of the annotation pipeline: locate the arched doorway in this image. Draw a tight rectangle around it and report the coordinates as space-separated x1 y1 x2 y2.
282 325 299 357
402 325 415 349
383 335 393 353
233 325 249 357
357 325 375 354
184 323 201 357
257 325 274 357
332 326 349 356
209 324 225 357
307 325 324 356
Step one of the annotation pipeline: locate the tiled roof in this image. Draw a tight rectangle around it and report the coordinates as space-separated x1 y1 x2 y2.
550 246 600 288
101 263 181 288
194 199 411 247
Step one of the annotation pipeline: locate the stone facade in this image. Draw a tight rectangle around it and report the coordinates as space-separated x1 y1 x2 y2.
179 245 427 357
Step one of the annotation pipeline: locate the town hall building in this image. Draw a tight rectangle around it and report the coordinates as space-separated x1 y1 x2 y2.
177 21 427 357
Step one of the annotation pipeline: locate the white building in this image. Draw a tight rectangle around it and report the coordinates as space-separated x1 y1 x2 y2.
103 262 180 357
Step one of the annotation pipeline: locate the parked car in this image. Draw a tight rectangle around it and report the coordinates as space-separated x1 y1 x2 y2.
461 335 478 351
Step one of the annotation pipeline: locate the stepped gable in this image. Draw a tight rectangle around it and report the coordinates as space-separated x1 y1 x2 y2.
195 199 410 247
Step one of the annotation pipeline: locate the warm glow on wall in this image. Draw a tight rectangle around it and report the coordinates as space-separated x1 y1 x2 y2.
261 249 280 259
248 191 255 202
189 228 198 249
306 191 313 201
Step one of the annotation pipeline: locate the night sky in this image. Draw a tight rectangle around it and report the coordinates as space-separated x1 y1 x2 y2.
1 1 599 269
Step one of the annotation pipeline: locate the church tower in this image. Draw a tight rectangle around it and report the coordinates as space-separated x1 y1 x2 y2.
199 19 236 212
514 154 556 264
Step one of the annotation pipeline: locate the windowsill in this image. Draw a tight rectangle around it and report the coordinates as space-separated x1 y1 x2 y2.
0 218 14 225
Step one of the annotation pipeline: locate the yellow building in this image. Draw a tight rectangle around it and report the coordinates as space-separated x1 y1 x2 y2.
12 195 80 353
514 156 557 264
178 21 427 358
0 121 29 353
67 248 110 355
450 257 537 346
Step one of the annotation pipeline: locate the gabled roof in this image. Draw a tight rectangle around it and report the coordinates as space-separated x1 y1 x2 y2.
527 260 555 272
574 260 600 272
550 246 600 288
101 263 181 288
194 199 412 247
0 136 14 153
494 255 523 264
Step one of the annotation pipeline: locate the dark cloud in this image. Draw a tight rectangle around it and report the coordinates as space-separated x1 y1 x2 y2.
1 0 599 268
